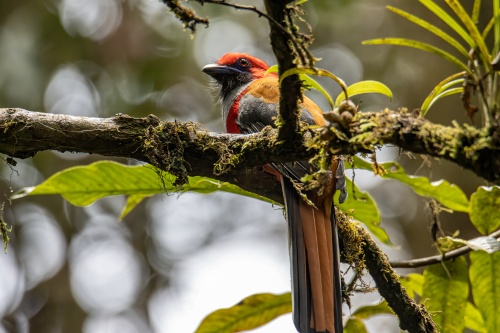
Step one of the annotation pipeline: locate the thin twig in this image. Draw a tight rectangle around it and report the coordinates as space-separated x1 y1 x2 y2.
389 229 500 268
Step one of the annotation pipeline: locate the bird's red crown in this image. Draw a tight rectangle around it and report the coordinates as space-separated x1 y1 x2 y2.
216 52 275 79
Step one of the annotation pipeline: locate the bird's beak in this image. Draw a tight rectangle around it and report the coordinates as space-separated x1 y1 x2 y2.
202 64 242 81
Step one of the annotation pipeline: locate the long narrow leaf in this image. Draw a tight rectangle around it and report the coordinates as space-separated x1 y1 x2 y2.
444 0 491 67
495 0 500 54
425 87 464 113
471 0 481 23
482 17 495 39
419 0 475 48
421 71 466 115
280 67 348 99
362 38 472 75
334 80 393 106
387 6 469 57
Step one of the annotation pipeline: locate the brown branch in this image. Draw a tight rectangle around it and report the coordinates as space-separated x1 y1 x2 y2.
160 0 208 32
337 214 437 333
389 229 500 268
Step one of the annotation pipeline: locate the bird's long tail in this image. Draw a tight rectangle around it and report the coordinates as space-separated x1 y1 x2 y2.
282 178 343 333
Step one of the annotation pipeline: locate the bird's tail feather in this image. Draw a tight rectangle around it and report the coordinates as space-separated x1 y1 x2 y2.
282 178 342 333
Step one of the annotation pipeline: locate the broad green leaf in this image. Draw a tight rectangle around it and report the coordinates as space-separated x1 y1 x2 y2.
12 161 278 218
465 301 487 333
419 0 475 48
469 186 500 235
334 80 393 107
387 6 469 58
336 177 391 245
195 293 292 333
344 318 368 333
348 157 470 212
421 72 466 115
351 301 393 318
425 87 464 112
400 273 424 298
470 251 500 333
362 38 471 75
422 257 469 333
444 0 491 66
280 67 348 99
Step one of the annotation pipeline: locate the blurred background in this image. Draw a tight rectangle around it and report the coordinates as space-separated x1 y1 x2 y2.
0 0 490 332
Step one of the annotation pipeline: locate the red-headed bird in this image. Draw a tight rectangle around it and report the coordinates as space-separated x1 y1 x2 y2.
203 53 346 333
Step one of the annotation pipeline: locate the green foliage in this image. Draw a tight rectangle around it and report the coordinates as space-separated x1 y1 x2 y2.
363 0 499 119
343 301 393 333
348 156 470 212
194 293 292 333
470 251 500 333
12 161 278 220
469 186 500 235
422 257 469 333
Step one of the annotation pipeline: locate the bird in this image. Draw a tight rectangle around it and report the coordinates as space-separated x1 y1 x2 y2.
202 52 347 333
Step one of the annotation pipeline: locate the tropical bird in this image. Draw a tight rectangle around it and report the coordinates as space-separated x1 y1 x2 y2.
202 52 346 333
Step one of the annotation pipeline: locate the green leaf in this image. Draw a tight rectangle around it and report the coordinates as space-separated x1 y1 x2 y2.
344 318 368 333
195 293 292 333
336 177 391 245
266 64 335 108
300 74 335 109
471 0 481 24
387 6 470 58
421 72 466 115
422 257 469 333
351 301 393 318
400 273 424 298
362 38 471 75
470 251 500 333
444 0 491 67
465 301 487 333
334 80 393 107
469 186 500 235
419 0 475 48
280 67 348 99
482 16 495 39
424 87 464 112
12 161 278 218
349 157 470 212
120 194 151 220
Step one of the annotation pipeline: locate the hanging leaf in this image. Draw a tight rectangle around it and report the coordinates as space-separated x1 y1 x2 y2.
344 318 368 333
400 273 424 298
12 161 278 219
348 157 470 212
465 302 487 333
334 80 393 107
336 177 391 245
470 251 500 333
350 301 393 318
387 6 469 57
469 186 500 235
362 38 471 75
195 293 292 333
422 257 469 333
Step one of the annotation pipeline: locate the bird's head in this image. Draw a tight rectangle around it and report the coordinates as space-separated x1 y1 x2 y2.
202 52 276 98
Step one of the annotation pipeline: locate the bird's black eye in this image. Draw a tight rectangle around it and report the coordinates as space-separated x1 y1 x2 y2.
237 58 251 68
